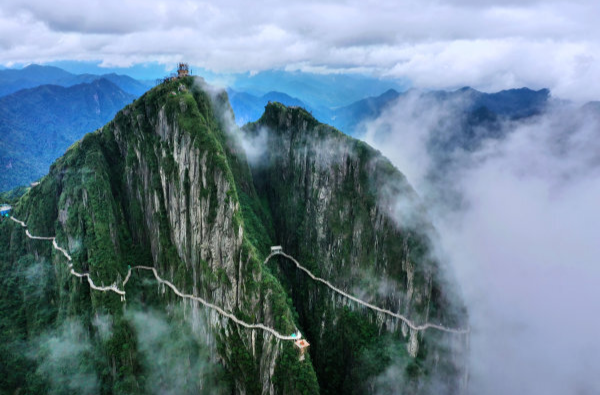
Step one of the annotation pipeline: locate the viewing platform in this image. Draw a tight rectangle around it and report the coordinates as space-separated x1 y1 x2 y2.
0 205 12 217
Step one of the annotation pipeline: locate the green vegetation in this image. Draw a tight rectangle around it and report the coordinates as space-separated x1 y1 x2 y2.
0 79 465 394
0 77 322 394
245 102 467 393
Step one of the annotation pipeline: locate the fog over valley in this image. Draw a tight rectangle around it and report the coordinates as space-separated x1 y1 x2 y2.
362 94 600 394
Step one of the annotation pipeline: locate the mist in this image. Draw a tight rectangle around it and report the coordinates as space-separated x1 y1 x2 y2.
192 76 262 162
129 306 226 395
361 93 600 393
33 319 100 394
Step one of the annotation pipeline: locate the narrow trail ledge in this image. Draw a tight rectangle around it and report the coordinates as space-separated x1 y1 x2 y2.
266 252 470 335
8 215 469 338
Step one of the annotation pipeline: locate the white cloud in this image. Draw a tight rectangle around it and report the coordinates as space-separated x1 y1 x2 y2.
0 0 598 100
34 319 100 394
384 39 600 102
361 95 600 394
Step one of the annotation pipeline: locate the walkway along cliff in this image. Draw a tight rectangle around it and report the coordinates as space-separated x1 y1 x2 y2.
8 213 470 336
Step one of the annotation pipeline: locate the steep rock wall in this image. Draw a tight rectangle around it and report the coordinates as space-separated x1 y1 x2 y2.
245 103 468 394
0 78 318 395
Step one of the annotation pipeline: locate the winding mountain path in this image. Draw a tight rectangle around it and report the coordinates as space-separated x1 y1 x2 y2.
7 214 468 336
12 216 126 295
9 216 26 227
8 215 297 340
266 252 470 334
123 266 298 340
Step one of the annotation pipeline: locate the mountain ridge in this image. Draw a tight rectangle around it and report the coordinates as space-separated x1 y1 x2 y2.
245 100 468 394
0 76 468 394
227 88 308 125
0 64 151 97
327 86 551 135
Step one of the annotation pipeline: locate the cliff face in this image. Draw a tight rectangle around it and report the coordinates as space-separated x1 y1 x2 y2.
245 103 468 394
0 77 317 394
0 78 466 395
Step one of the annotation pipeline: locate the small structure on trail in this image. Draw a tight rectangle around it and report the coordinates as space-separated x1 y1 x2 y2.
30 182 40 187
270 246 283 254
294 339 310 361
0 205 12 217
177 63 190 78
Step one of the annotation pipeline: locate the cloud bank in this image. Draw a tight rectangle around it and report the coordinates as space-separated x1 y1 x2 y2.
362 95 600 393
33 319 100 394
0 0 599 101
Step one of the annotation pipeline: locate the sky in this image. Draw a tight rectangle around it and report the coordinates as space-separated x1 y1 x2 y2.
0 0 599 101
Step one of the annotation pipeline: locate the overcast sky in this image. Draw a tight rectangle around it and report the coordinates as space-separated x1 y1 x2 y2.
0 0 598 101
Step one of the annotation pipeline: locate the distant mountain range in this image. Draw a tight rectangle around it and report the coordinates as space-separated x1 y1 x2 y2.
226 69 409 109
0 64 152 97
325 86 551 135
0 78 135 191
226 85 552 137
0 63 586 194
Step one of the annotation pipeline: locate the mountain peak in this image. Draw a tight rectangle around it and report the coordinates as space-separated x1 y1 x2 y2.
261 101 319 128
22 64 62 71
380 88 400 98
